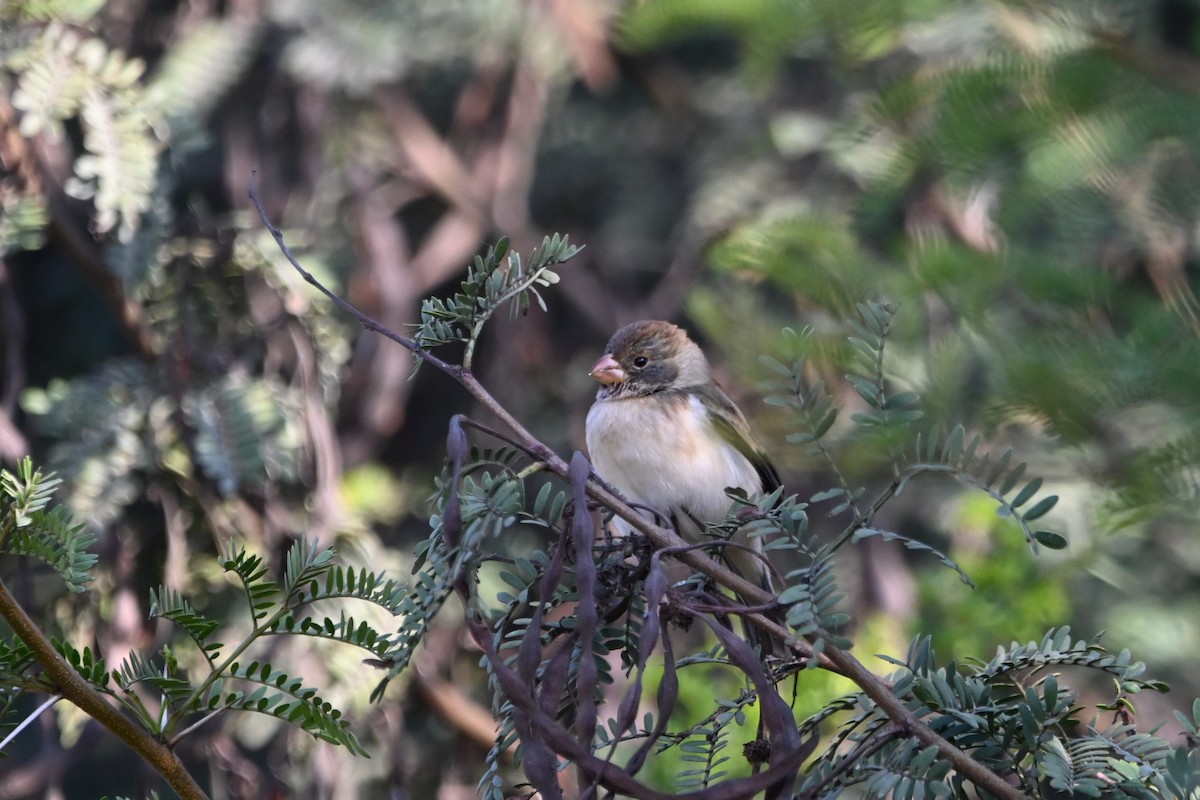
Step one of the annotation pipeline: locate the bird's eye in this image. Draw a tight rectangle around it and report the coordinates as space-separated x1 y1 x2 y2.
632 356 649 368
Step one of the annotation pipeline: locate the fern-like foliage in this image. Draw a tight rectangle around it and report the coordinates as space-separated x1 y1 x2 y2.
1 0 108 24
104 538 409 753
23 358 158 529
205 659 365 754
415 235 579 368
24 359 305 526
387 293 1094 799
736 303 1067 687
183 371 301 495
0 191 47 256
762 305 1064 571
269 0 524 93
7 23 161 241
801 628 1178 799
143 17 262 145
907 423 1065 551
1 5 260 291
0 636 45 701
148 588 221 663
1 482 411 769
0 457 96 591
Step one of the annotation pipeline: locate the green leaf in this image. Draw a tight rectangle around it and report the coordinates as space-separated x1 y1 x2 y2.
1033 530 1068 549
846 374 882 407
1011 477 1043 508
1022 494 1059 522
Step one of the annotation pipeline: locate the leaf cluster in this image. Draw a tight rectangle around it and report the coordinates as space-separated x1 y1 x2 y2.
24 361 305 528
0 457 95 592
801 629 1182 799
5 22 158 241
414 235 578 368
0 470 414 763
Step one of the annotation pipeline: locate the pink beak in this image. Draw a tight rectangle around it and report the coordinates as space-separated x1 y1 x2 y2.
589 353 625 385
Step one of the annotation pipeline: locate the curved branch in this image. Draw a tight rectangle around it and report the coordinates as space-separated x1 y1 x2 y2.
0 578 208 800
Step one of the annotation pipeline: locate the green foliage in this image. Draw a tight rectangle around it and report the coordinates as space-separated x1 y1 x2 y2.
798 628 1180 798
143 18 262 137
760 306 1064 569
409 284 1116 798
5 1 1200 795
6 23 159 240
916 501 1073 657
618 0 818 80
183 372 302 496
23 359 305 526
1 4 263 266
0 457 96 591
3 203 1197 800
148 587 221 662
1 480 408 764
0 192 46 256
1 0 107 23
415 235 579 368
269 0 523 94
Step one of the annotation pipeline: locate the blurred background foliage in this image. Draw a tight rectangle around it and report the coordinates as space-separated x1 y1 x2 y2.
3 0 1200 797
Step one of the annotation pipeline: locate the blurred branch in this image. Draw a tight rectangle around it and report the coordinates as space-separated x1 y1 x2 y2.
411 665 514 756
346 172 422 442
546 0 619 91
1093 28 1200 98
377 88 487 223
490 57 547 235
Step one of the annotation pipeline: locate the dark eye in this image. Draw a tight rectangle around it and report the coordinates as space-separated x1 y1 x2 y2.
632 355 649 368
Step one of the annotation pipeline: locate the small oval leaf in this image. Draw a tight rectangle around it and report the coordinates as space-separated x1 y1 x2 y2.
1033 530 1068 549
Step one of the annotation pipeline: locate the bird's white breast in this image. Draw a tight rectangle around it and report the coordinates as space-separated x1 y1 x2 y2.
585 393 760 525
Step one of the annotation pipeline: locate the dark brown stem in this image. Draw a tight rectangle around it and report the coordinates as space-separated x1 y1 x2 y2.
0 578 208 800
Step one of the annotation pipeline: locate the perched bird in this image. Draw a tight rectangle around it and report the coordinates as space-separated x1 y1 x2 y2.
585 320 784 650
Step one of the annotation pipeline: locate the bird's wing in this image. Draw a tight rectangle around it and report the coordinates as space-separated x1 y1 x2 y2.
694 384 782 493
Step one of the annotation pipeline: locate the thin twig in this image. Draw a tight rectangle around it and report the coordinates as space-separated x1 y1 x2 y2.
248 172 460 378
167 707 227 748
0 693 62 751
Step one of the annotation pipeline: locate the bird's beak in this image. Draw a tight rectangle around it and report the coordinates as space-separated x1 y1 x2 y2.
589 353 625 385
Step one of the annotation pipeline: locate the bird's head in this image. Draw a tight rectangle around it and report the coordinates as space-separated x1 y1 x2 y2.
589 320 710 397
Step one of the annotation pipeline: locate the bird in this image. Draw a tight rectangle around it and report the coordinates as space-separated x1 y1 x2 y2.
584 319 785 653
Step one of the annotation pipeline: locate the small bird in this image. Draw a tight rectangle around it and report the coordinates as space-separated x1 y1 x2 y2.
585 320 784 649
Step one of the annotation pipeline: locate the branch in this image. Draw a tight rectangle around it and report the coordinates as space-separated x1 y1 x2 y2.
0 577 208 800
248 172 461 379
249 182 1028 800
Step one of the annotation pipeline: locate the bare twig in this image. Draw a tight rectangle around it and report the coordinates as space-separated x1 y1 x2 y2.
249 172 460 378
410 664 514 756
0 693 62 751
